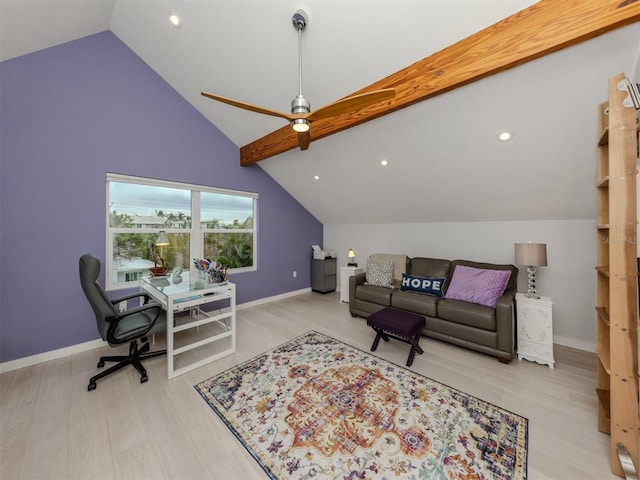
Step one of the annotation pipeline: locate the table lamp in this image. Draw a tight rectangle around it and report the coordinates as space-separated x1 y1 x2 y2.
348 249 357 267
514 242 547 298
156 230 170 261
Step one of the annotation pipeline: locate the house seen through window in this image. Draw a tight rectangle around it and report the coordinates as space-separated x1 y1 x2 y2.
106 173 257 289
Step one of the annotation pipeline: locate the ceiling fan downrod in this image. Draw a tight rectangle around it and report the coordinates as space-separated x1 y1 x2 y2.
291 10 310 132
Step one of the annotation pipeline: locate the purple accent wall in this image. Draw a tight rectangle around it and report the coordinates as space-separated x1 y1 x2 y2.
0 32 322 363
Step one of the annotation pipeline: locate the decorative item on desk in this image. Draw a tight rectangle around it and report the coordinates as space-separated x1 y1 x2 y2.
347 248 357 267
193 258 229 284
151 231 170 277
514 242 547 299
149 257 169 277
172 266 183 284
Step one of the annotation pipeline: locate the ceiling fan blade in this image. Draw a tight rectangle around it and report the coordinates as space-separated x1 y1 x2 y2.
201 91 294 121
306 88 396 122
297 131 311 150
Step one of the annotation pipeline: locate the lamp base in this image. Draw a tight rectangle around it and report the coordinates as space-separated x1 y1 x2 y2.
526 265 539 298
347 262 358 267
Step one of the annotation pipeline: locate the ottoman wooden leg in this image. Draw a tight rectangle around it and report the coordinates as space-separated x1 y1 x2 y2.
414 334 424 355
406 348 416 367
406 336 424 367
370 331 383 352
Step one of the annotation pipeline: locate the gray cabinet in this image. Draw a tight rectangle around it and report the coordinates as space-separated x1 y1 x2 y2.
311 258 336 293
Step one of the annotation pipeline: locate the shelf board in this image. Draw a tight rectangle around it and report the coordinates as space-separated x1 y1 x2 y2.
596 176 609 188
596 306 610 326
598 127 609 147
596 224 610 230
596 388 611 418
596 266 610 277
597 349 611 374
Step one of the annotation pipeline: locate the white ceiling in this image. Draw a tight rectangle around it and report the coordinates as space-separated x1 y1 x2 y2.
2 1 639 224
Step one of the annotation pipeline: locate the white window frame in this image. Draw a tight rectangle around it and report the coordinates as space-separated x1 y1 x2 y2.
106 173 258 290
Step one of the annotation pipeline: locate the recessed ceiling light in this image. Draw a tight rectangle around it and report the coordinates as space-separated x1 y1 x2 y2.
313 175 320 180
169 13 181 28
380 160 389 166
497 130 513 142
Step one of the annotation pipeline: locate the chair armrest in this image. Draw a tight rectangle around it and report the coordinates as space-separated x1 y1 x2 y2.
106 301 164 344
105 301 163 323
110 291 152 305
117 301 163 318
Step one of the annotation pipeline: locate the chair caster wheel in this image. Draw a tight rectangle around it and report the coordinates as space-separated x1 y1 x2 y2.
140 375 148 383
97 360 105 368
88 381 97 391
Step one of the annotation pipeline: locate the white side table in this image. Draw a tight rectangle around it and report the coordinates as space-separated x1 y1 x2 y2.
340 266 363 302
516 293 554 368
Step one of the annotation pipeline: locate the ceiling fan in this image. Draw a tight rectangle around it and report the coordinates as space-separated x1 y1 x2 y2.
201 10 396 151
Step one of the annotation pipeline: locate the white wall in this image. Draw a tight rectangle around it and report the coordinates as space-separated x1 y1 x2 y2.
325 219 597 351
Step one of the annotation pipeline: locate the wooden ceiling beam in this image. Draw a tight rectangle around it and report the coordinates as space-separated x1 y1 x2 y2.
240 0 640 166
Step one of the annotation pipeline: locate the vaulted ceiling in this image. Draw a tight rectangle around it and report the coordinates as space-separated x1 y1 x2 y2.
2 0 639 224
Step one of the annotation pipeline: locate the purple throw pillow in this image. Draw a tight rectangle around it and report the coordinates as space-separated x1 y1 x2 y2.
444 265 511 308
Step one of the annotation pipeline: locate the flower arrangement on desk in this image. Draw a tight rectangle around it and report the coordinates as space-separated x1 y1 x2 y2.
193 258 229 284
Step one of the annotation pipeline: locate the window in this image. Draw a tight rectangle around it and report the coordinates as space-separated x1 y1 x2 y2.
106 173 257 289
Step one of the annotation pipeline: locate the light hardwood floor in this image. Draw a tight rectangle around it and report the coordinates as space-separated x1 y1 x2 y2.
0 291 621 479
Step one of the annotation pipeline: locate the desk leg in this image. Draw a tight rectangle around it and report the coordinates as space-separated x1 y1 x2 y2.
167 298 175 379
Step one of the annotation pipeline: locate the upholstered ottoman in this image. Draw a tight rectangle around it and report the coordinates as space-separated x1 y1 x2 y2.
367 307 425 367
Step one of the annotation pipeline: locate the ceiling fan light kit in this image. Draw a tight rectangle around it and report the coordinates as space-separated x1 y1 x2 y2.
200 9 395 154
292 118 310 132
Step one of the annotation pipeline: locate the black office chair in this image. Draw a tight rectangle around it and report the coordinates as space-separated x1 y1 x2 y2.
80 254 167 391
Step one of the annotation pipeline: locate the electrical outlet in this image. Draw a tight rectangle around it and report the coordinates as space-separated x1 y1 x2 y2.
293 271 297 278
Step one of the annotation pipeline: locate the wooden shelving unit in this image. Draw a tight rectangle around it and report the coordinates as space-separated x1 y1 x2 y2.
595 73 639 477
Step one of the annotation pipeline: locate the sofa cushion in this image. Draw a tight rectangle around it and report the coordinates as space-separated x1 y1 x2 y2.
408 257 451 282
356 285 394 306
365 259 394 288
444 265 511 308
400 273 445 297
391 290 439 317
437 298 496 331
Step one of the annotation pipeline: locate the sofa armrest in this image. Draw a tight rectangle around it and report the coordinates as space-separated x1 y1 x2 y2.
349 272 366 305
495 290 516 356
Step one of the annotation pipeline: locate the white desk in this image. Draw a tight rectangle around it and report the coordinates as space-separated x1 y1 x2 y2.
140 273 236 379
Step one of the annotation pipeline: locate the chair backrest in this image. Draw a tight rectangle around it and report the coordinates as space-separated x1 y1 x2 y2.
79 254 118 341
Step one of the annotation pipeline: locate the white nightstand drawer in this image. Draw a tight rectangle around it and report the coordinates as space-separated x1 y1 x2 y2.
517 339 554 362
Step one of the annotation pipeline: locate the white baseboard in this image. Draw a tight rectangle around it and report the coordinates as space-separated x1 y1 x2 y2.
553 335 595 353
236 287 311 310
0 338 106 374
0 288 312 374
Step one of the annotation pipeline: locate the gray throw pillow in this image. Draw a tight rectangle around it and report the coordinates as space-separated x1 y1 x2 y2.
365 259 394 288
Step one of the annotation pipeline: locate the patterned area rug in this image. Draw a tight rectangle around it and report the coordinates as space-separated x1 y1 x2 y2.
195 331 528 479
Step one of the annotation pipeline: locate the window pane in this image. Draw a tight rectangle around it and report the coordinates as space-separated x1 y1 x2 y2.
204 232 253 268
109 182 192 229
106 174 257 288
201 192 253 229
112 232 190 284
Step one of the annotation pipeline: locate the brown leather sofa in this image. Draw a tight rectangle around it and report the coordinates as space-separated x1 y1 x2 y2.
349 256 519 363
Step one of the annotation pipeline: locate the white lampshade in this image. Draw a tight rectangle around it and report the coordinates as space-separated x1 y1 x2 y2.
156 231 170 246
